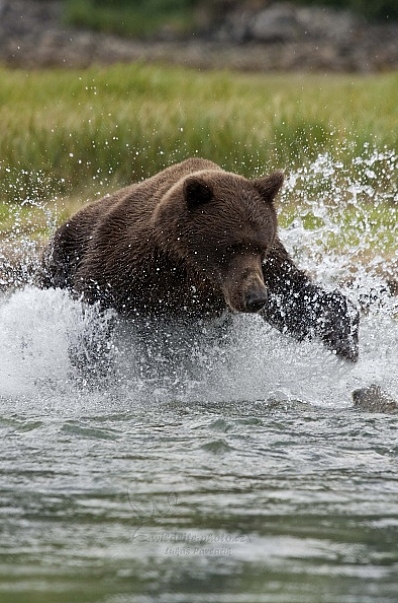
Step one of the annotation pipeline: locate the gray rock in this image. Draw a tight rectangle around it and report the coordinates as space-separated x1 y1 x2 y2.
352 384 398 414
216 10 254 43
249 4 299 43
296 6 363 44
1 0 398 73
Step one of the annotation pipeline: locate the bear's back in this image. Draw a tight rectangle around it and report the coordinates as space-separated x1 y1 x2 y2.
114 157 221 218
39 158 223 292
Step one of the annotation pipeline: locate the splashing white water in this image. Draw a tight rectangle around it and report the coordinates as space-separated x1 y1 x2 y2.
0 287 79 397
1 148 398 404
0 285 396 405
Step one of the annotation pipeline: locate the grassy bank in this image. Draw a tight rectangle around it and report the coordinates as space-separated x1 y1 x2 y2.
1 63 398 252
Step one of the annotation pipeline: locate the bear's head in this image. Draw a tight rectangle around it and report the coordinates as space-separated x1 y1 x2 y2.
151 169 284 313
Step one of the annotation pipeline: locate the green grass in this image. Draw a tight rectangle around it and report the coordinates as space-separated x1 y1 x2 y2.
1 63 398 257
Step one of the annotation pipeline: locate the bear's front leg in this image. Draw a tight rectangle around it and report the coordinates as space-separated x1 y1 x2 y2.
261 238 359 361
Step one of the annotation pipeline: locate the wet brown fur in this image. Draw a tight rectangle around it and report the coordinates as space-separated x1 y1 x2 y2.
40 158 282 319
39 158 360 361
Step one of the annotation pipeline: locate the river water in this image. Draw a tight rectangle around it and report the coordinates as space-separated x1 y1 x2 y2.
0 152 398 602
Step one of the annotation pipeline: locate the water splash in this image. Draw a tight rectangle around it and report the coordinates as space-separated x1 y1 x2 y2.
1 146 398 404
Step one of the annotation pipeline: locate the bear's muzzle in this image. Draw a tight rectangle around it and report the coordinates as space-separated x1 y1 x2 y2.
222 253 268 314
244 286 268 313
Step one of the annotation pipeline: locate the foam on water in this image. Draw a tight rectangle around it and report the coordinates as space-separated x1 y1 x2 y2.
1 148 398 405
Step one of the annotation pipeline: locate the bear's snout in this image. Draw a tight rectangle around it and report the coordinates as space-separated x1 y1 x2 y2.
224 277 268 314
222 253 268 314
245 288 268 313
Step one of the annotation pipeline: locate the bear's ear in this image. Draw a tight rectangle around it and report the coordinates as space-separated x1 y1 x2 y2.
253 170 284 202
184 177 213 209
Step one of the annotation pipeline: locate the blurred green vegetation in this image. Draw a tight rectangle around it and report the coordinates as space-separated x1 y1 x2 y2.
65 0 198 38
1 63 398 256
1 63 398 206
291 0 398 21
63 0 398 37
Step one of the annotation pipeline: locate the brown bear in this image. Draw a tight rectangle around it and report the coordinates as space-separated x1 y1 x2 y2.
38 158 359 362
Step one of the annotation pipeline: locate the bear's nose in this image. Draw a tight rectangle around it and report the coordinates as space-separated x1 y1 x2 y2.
246 290 268 313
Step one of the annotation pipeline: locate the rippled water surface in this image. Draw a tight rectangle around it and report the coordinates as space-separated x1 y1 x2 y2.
1 152 398 602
